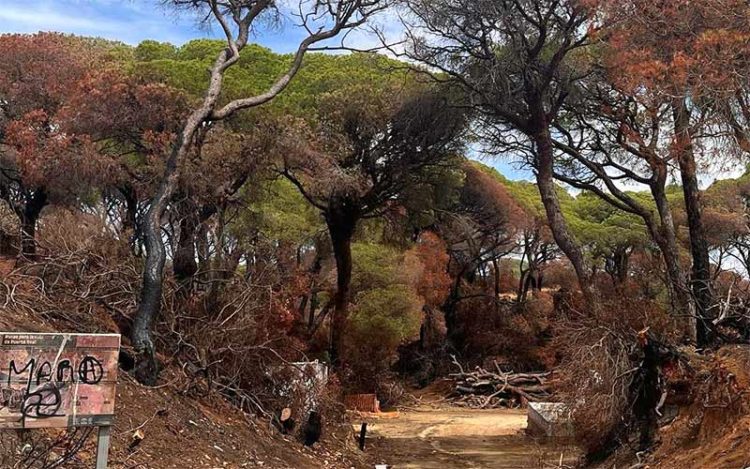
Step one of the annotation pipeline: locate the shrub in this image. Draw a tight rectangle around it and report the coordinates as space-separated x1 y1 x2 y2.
341 243 427 395
350 286 423 350
451 295 552 371
344 285 423 392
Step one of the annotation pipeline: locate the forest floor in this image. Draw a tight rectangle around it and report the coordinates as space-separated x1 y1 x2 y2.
0 256 372 469
363 386 580 469
0 339 372 469
4 248 750 469
102 374 370 468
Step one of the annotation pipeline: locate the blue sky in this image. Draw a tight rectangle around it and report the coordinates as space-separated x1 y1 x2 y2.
0 0 533 180
0 0 302 51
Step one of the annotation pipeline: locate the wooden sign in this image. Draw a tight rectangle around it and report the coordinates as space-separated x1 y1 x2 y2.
0 332 120 430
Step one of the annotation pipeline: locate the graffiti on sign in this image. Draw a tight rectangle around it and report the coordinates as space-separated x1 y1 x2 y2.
0 333 120 429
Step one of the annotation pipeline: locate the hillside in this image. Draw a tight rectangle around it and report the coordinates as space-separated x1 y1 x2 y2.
0 256 369 469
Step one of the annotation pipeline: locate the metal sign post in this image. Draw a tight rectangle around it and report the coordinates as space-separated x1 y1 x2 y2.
95 425 112 469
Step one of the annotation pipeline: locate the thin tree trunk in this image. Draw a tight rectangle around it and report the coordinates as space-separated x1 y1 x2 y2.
19 188 47 260
299 294 309 319
173 208 199 284
197 224 212 276
672 98 714 346
618 250 630 284
516 241 528 303
306 253 323 332
647 179 695 340
535 271 543 290
131 123 208 385
492 258 501 312
131 45 236 384
326 207 357 365
606 247 630 285
516 269 528 303
20 216 37 259
533 128 593 301
657 233 693 331
131 142 180 385
444 262 467 334
308 291 319 331
173 196 220 284
118 184 139 245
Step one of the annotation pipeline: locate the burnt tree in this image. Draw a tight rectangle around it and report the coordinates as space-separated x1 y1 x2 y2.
282 89 465 363
129 0 388 384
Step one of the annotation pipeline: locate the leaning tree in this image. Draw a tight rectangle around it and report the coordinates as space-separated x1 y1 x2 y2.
582 0 750 344
130 0 389 384
394 0 598 302
550 79 697 339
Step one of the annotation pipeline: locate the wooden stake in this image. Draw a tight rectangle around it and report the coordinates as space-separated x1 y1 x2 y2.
358 422 367 451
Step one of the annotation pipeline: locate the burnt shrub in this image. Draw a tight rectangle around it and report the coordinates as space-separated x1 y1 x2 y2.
554 290 682 460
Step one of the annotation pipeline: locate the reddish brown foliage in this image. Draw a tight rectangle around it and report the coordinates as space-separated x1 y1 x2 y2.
406 231 451 308
602 0 750 98
60 69 191 189
0 34 112 197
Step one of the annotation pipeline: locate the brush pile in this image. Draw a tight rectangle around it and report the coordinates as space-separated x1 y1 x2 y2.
448 355 552 408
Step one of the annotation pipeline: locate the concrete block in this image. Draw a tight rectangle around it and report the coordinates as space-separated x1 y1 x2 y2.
527 402 573 437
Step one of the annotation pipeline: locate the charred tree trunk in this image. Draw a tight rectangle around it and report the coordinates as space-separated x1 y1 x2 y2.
325 202 359 365
492 258 501 312
18 188 47 260
672 98 714 346
131 43 239 385
305 253 323 332
203 204 242 312
659 235 693 331
20 216 36 259
196 223 211 273
526 268 539 294
516 269 528 303
516 232 536 303
131 141 181 385
585 332 672 463
174 196 220 286
444 263 468 335
533 126 593 302
605 247 630 285
173 206 199 284
130 7 387 383
219 248 243 281
518 266 537 303
118 184 140 248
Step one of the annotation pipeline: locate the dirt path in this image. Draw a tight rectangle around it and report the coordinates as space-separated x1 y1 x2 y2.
363 407 579 469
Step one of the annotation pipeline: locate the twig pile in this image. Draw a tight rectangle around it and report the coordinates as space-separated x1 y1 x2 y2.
448 355 552 408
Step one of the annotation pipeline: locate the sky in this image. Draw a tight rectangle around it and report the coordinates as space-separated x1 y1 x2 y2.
0 0 402 53
0 0 295 51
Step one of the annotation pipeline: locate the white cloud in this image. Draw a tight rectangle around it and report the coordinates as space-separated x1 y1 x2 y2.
0 4 124 34
0 0 212 45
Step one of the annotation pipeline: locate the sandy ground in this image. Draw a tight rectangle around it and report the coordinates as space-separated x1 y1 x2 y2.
362 407 580 469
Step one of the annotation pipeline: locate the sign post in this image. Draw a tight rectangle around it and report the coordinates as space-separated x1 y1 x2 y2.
96 425 112 469
0 332 120 468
